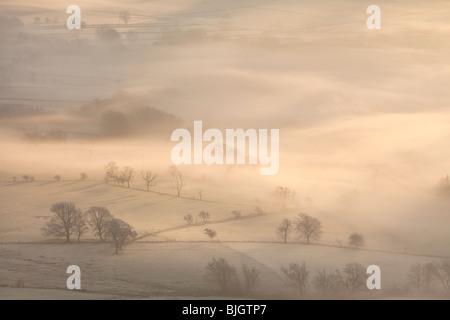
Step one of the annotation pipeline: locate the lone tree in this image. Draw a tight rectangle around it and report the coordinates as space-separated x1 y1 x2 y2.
119 10 130 24
241 264 259 296
42 202 82 242
86 206 113 241
23 174 30 182
170 166 184 197
281 262 309 295
106 218 137 254
206 257 238 293
204 228 217 241
272 186 296 210
80 172 88 181
199 211 210 223
277 218 292 243
54 175 61 181
104 161 119 184
120 166 134 188
294 213 322 244
349 233 365 249
141 170 158 191
184 214 193 224
343 262 366 292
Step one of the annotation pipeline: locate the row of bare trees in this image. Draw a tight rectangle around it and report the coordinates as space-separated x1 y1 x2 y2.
14 172 88 182
276 213 365 248
206 258 260 296
281 262 368 297
408 261 450 292
104 162 185 197
276 213 322 244
104 162 135 188
42 202 136 253
184 211 210 225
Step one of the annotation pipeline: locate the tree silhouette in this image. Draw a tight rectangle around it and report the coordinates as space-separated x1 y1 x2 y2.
277 218 292 243
281 262 309 295
272 186 296 210
106 218 137 254
348 233 365 249
294 213 322 244
170 166 184 197
119 11 130 24
204 228 217 241
42 202 82 242
141 170 157 191
86 206 113 241
199 211 210 223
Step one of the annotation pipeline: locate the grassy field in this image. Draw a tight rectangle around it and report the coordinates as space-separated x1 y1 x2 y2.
1 181 450 299
0 242 291 299
0 181 254 242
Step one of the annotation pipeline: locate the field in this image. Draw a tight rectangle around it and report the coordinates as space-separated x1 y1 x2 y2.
1 181 450 299
2 0 450 300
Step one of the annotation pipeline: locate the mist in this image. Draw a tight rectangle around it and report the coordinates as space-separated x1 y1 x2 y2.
1 0 450 300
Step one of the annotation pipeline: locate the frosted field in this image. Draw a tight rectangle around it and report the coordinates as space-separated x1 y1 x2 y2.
0 181 254 242
1 181 450 299
224 242 450 290
0 242 291 299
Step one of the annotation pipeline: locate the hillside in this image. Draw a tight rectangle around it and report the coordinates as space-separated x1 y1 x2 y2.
0 181 255 242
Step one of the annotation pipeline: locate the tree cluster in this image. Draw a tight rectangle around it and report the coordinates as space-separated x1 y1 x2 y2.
276 213 322 244
281 262 367 297
42 202 136 253
206 257 260 296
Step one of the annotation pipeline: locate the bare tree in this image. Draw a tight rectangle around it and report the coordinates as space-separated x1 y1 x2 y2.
170 166 184 197
120 166 134 188
408 262 437 291
281 262 309 295
86 206 113 241
206 257 238 293
294 213 322 244
141 170 157 191
106 218 137 254
184 214 193 224
42 202 81 242
241 264 259 296
204 228 217 241
104 161 119 184
434 261 450 292
119 10 130 24
313 269 344 296
73 212 88 243
54 175 61 182
349 233 365 249
272 186 296 210
80 172 88 181
277 218 292 243
199 211 210 223
343 262 366 292
22 174 30 182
